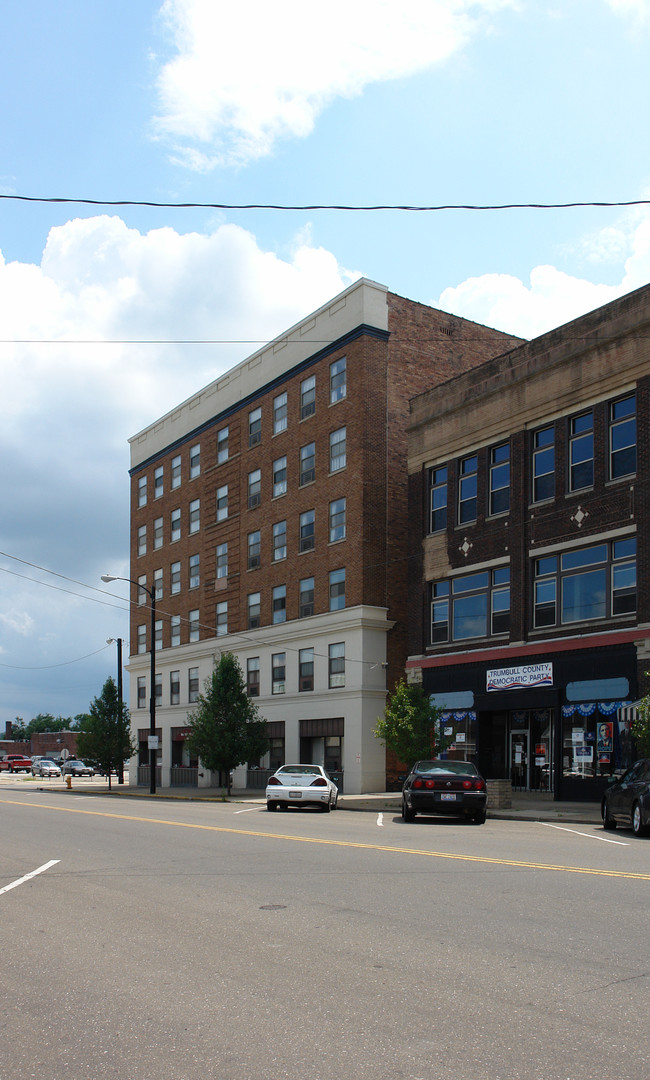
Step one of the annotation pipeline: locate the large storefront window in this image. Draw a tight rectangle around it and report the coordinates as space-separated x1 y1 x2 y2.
561 701 634 781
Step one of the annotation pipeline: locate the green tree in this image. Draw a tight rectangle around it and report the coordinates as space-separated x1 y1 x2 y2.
632 694 650 758
374 679 449 769
186 653 269 794
76 678 134 790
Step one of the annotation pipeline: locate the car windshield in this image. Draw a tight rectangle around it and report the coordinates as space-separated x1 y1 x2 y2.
41 761 55 766
415 761 478 776
277 765 321 777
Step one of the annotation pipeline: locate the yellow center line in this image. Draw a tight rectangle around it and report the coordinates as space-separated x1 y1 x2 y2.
3 796 650 880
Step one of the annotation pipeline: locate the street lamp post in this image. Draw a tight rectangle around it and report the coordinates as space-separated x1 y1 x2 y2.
102 574 157 795
107 636 125 784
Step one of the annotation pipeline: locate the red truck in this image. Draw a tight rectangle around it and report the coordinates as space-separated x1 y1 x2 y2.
0 755 34 773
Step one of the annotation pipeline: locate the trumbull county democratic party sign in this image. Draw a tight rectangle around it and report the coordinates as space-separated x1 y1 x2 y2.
486 663 553 692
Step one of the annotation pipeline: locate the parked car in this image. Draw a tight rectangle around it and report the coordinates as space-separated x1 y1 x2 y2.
31 759 62 778
0 755 34 773
266 764 339 812
401 759 488 824
62 760 95 777
602 759 650 836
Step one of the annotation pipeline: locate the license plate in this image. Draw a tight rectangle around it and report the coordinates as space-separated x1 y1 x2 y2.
289 791 302 798
440 792 457 801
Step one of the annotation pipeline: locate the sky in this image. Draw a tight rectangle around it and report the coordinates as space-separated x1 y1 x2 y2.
1 0 650 730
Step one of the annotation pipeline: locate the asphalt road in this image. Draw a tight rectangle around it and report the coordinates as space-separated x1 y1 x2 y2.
1 786 649 1080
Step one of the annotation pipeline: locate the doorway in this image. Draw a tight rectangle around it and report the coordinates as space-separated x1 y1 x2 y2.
508 710 553 792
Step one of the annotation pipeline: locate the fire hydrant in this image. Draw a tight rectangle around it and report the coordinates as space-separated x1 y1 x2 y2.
65 775 72 789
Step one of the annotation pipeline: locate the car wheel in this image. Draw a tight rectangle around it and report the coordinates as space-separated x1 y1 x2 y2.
602 799 617 830
321 800 331 813
331 792 338 810
473 809 487 824
632 802 647 836
402 799 415 822
266 801 277 812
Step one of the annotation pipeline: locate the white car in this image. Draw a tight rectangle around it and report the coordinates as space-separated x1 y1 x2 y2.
266 764 339 813
31 759 62 778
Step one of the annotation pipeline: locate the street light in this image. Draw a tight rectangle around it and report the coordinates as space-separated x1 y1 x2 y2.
106 636 125 784
102 574 157 795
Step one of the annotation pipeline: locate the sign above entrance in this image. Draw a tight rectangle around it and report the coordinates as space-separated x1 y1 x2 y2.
487 663 553 692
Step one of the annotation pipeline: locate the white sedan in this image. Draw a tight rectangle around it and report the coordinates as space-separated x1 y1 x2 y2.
266 765 339 813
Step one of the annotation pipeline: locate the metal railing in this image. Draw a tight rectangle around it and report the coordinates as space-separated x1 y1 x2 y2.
170 767 198 787
137 765 162 788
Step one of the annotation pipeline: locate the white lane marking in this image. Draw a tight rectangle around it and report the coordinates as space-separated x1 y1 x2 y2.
234 806 261 814
539 822 629 845
377 813 384 827
0 860 60 895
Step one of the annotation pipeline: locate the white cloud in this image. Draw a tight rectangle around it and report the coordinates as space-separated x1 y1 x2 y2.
603 0 650 22
153 0 518 167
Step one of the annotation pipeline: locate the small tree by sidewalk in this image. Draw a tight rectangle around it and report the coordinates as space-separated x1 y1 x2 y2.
76 677 134 790
186 653 269 795
374 679 449 772
632 690 650 758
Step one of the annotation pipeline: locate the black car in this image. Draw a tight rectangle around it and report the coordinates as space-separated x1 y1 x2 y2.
601 759 650 836
402 759 487 824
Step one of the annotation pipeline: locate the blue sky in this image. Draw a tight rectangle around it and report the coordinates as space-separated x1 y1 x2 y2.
1 0 650 729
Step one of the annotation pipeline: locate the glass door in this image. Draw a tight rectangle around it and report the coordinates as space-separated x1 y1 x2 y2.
509 729 529 790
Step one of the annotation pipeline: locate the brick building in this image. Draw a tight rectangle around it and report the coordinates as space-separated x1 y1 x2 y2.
407 281 650 802
125 278 520 793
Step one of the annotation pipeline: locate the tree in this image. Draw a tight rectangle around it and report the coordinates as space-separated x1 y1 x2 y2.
76 678 134 790
186 653 269 794
374 679 449 770
632 694 650 758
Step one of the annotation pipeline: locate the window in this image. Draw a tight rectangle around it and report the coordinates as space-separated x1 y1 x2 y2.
301 375 316 419
272 520 287 561
171 614 181 647
330 427 346 472
273 392 287 435
171 455 181 489
137 575 147 605
532 427 555 503
489 443 510 516
429 467 447 533
137 676 146 708
155 673 162 707
248 530 261 570
189 499 200 534
300 509 315 552
171 561 181 594
189 609 200 642
249 407 262 447
272 584 286 624
329 568 346 611
272 652 286 694
569 410 594 491
137 624 147 654
458 455 478 524
188 667 199 703
610 393 636 479
328 642 345 688
330 357 346 403
247 657 260 696
138 524 147 556
138 475 147 507
217 426 229 464
300 442 315 485
216 601 228 636
299 648 314 692
154 466 164 499
170 670 180 706
431 567 510 643
171 508 181 543
189 554 200 589
273 456 287 498
155 619 163 650
329 498 346 543
300 576 314 618
216 543 228 579
190 444 201 479
153 568 163 600
248 469 261 508
154 516 163 549
534 538 636 628
217 485 228 521
248 592 261 629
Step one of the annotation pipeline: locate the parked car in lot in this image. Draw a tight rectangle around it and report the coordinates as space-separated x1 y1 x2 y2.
266 764 339 812
0 755 34 773
402 759 488 824
602 759 650 836
62 760 95 777
31 759 62 777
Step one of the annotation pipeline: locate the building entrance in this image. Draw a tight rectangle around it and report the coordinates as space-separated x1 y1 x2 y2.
508 710 553 792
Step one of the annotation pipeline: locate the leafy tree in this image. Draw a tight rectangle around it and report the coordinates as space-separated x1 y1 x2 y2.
374 679 449 769
186 653 269 794
76 678 134 789
632 694 650 758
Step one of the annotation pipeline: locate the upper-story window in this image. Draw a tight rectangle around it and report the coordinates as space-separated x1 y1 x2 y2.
216 601 228 637
190 444 201 479
189 553 200 589
532 426 555 503
171 455 181 489
216 543 228 579
301 375 316 419
189 609 200 642
249 407 262 447
248 592 261 630
273 456 287 498
300 442 315 486
248 530 261 570
189 499 200 534
171 508 181 543
153 517 163 550
610 393 636 479
137 575 147 605
273 392 287 435
429 466 447 533
330 357 347 403
458 455 478 524
272 585 286 624
246 657 260 697
299 576 314 618
328 642 345 688
216 485 228 521
138 475 147 507
272 652 286 694
489 443 510 516
272 520 287 561
431 567 510 643
299 510 315 552
137 624 147 654
329 568 346 611
569 410 594 491
153 568 163 600
217 426 229 464
138 524 147 556
248 469 261 508
171 615 181 646
329 498 346 543
330 427 347 472
170 561 181 594
299 648 314 692
533 538 636 629
154 466 164 499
